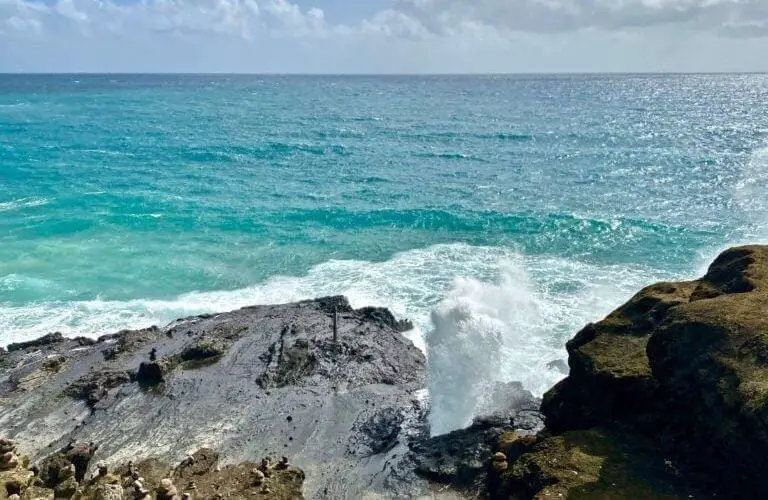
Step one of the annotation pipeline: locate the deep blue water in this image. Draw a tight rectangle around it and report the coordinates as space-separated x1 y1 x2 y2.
2 74 767 425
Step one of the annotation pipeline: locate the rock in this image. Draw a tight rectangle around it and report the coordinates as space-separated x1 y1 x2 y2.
252 468 265 485
95 462 108 477
541 279 698 433
538 245 768 497
178 339 227 368
93 483 124 500
356 307 413 333
53 476 78 497
64 371 132 408
0 452 19 470
20 486 54 500
0 439 16 454
63 442 96 482
172 449 218 479
410 418 506 493
490 460 507 472
136 358 174 389
347 408 404 457
98 326 161 362
156 478 178 499
36 453 74 489
6 333 65 353
498 428 700 499
646 245 768 493
0 297 425 499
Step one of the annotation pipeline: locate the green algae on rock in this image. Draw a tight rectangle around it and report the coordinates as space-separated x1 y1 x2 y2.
537 245 768 497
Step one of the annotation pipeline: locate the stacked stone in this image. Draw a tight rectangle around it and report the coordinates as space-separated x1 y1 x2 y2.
130 468 149 499
0 439 20 471
257 457 273 494
156 478 179 500
491 452 508 472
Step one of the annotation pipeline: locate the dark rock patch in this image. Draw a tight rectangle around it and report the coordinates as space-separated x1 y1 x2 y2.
64 370 133 407
6 332 65 352
136 358 173 389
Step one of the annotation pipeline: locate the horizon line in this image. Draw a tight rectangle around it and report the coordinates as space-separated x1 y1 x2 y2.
1 71 767 77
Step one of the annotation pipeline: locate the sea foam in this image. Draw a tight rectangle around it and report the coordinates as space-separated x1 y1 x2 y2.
0 243 663 434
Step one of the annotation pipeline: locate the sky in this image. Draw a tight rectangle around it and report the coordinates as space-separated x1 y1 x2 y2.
1 0 767 73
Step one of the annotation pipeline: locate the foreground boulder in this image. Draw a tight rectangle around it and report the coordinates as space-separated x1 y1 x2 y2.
0 297 426 499
535 245 768 497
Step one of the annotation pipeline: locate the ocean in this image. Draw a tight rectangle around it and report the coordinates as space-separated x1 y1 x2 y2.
1 73 767 433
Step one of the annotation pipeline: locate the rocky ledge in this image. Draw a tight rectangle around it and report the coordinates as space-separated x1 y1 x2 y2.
0 297 439 499
421 244 768 498
7 245 768 499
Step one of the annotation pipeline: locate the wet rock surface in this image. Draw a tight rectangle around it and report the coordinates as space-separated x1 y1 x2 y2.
409 383 543 497
0 297 429 499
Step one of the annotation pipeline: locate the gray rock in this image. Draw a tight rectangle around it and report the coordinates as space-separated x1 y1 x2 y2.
0 297 427 499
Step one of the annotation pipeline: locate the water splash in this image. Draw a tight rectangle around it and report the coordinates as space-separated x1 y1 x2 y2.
426 253 664 435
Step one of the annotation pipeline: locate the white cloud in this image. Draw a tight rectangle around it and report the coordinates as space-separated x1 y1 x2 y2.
395 0 768 36
0 0 767 72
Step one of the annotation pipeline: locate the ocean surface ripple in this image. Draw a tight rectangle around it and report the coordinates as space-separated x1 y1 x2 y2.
2 74 767 434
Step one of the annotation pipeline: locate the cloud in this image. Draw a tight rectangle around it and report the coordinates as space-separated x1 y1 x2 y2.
0 0 767 72
395 0 768 36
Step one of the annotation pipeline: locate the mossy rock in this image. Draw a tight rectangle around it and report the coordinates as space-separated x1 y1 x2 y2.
542 245 768 496
647 245 768 493
499 429 698 499
542 280 697 432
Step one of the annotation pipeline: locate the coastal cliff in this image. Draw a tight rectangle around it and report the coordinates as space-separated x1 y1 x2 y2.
4 246 768 499
420 245 768 498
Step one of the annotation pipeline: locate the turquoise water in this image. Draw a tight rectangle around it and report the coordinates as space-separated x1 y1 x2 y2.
2 74 768 428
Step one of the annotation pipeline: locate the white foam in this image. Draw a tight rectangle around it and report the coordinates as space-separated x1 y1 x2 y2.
0 243 664 436
0 197 50 212
0 243 503 348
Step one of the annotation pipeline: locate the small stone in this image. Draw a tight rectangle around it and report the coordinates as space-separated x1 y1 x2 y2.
492 452 507 462
252 468 265 485
491 460 509 472
0 451 19 470
97 461 109 476
157 477 179 500
60 463 76 479
0 438 16 454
